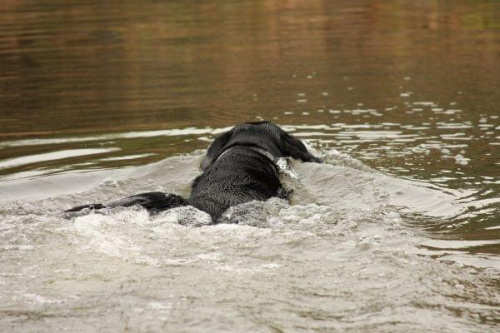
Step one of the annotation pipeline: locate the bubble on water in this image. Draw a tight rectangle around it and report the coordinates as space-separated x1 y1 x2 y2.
454 154 469 165
278 202 336 227
219 198 289 227
147 302 172 311
18 293 63 305
99 178 121 188
411 144 431 155
276 157 299 180
217 197 345 230
357 234 381 250
73 210 146 257
322 149 372 172
154 206 212 227
328 109 341 114
74 215 104 235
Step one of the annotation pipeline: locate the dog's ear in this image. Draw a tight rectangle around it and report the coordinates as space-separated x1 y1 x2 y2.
200 128 235 171
282 134 322 163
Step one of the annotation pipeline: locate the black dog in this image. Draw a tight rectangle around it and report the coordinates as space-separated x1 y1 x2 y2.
64 121 322 223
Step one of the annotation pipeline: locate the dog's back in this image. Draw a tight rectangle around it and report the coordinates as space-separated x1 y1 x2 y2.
189 146 282 220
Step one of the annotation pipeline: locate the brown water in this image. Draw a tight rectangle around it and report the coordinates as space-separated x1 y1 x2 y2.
0 1 499 332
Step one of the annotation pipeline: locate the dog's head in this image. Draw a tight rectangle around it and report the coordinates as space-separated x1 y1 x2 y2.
201 121 322 171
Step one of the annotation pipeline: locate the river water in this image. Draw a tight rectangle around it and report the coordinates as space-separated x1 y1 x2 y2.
0 1 499 332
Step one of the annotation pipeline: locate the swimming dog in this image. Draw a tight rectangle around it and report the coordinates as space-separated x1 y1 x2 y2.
64 121 322 223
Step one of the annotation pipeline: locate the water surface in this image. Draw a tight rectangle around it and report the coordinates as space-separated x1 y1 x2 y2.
0 1 499 332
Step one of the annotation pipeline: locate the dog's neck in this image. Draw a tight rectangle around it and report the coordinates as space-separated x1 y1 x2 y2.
215 145 275 164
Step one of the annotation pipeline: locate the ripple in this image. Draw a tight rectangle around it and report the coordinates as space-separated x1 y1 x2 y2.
0 148 119 170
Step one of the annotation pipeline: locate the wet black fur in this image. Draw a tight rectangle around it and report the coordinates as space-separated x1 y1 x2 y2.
64 121 322 223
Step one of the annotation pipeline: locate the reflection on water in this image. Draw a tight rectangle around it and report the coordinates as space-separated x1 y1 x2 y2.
0 0 499 332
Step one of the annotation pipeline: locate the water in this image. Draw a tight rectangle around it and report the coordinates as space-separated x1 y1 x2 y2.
1 1 499 332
